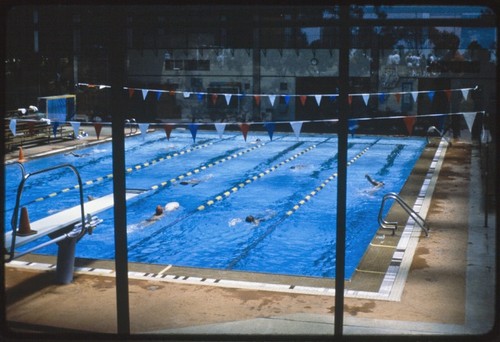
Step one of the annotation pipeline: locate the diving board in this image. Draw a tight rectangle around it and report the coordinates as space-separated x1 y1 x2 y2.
5 192 140 251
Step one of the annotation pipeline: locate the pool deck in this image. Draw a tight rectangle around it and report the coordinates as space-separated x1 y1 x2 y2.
2 128 497 340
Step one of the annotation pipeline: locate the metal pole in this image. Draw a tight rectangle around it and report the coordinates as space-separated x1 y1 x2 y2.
335 5 349 337
109 8 130 335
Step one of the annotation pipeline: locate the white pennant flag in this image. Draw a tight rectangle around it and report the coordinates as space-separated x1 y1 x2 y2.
361 94 370 106
461 88 470 101
290 121 303 140
269 95 277 107
214 123 226 138
183 92 191 98
9 119 16 136
142 89 149 100
315 95 322 106
411 91 419 103
224 94 232 105
138 123 149 139
462 112 476 133
70 121 81 138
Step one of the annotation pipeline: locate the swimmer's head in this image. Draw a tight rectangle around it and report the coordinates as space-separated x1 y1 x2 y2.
245 215 255 223
155 205 164 216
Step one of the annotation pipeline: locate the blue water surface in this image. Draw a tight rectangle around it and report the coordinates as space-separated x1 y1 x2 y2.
4 130 426 279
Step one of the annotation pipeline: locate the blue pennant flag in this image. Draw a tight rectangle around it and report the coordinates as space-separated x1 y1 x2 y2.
263 122 276 141
188 123 198 142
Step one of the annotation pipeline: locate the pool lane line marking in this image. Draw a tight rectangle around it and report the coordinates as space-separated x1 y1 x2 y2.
15 137 232 207
284 141 377 216
196 143 319 211
226 139 379 270
127 140 325 252
145 141 269 193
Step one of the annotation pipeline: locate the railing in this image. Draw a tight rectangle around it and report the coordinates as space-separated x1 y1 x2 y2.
6 163 102 283
378 192 429 237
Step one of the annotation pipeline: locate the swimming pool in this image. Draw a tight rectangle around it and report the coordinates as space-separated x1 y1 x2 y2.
4 130 426 279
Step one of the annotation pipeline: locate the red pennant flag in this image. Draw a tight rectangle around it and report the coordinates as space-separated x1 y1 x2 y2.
254 95 261 106
169 90 176 96
444 89 452 102
395 93 402 104
299 95 307 106
348 95 353 105
128 88 135 98
239 123 250 141
403 116 416 135
94 123 103 140
211 94 218 105
163 124 173 140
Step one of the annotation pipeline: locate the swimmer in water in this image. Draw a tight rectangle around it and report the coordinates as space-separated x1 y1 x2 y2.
66 151 89 157
245 210 276 226
179 174 213 186
146 205 164 222
365 174 384 188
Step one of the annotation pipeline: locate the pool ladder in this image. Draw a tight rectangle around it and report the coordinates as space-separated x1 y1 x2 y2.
378 192 429 236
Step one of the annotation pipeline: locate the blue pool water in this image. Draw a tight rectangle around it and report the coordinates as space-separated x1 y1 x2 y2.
4 130 426 279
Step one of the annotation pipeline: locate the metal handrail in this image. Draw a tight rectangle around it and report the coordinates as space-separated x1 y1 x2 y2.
378 192 429 236
7 163 89 262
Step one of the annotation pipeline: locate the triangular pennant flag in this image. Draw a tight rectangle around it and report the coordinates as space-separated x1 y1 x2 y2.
211 94 218 105
214 123 226 138
269 95 277 107
427 91 435 102
411 91 419 103
329 94 338 102
314 95 322 106
9 119 16 136
239 123 250 141
284 95 291 105
254 95 261 106
394 93 402 104
51 122 60 138
169 90 176 96
463 112 477 133
70 121 80 138
290 121 303 139
348 119 359 133
263 122 276 141
403 116 417 135
183 91 191 98
141 89 148 100
138 123 149 139
163 124 173 140
348 95 353 105
361 94 370 106
444 89 452 102
128 88 135 98
156 91 162 101
299 95 307 106
197 93 204 103
94 123 103 140
461 88 469 101
188 123 198 142
378 93 386 104
224 94 232 105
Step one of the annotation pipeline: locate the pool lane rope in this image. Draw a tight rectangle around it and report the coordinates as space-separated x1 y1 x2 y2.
128 140 325 252
146 140 272 193
226 138 380 270
196 143 319 211
16 136 233 207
